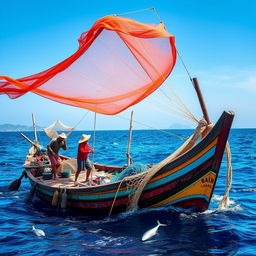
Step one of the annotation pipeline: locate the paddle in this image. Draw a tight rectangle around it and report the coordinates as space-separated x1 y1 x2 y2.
8 171 26 191
20 133 40 148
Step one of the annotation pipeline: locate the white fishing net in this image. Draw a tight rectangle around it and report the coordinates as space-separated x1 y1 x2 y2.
44 120 74 139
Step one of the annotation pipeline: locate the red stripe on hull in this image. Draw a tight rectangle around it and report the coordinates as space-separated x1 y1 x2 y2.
173 198 208 212
140 159 213 201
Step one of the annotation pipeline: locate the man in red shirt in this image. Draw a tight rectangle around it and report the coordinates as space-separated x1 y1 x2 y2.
74 134 94 185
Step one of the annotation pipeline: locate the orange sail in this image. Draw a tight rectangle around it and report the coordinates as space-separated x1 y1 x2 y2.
0 15 176 115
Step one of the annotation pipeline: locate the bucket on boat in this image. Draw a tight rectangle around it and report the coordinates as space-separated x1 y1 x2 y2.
61 170 71 178
42 172 52 180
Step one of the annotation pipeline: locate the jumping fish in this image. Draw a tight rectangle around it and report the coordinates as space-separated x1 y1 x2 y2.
32 225 45 237
142 220 167 241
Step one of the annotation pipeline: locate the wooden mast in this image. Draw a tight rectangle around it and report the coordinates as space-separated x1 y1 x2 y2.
192 77 211 124
92 112 97 163
126 111 134 166
32 113 38 143
90 112 97 180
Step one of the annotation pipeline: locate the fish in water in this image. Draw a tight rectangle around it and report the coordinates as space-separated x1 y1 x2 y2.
32 225 45 237
142 220 167 241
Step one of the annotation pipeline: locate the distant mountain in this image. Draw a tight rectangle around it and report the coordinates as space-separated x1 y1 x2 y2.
0 123 44 132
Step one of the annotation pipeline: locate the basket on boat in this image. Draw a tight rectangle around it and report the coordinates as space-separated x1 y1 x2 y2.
61 170 71 178
42 172 52 180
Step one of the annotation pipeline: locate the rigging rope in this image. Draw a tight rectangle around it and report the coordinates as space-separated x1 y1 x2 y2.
115 7 154 17
116 114 186 140
126 119 213 211
219 141 232 208
176 50 193 81
66 111 89 137
129 22 199 126
159 87 199 124
116 7 162 23
123 9 233 211
146 98 197 124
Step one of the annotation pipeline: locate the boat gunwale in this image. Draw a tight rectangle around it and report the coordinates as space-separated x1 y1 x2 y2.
25 110 234 195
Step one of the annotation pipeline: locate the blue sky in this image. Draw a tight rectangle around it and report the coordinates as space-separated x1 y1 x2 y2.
0 0 255 130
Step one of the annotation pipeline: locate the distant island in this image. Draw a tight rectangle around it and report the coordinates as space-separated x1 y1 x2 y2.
0 123 194 132
0 123 44 132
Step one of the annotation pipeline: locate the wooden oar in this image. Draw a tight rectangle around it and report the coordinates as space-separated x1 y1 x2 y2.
8 133 40 191
20 133 40 148
8 171 26 191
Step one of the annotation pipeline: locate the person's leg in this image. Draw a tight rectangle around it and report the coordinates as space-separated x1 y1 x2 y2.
85 168 92 182
85 159 92 182
74 159 83 185
52 165 57 179
55 164 61 177
49 155 58 179
55 156 62 177
74 171 81 185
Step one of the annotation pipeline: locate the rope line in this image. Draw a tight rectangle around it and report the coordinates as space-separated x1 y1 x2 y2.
115 7 154 17
152 7 162 23
116 114 186 140
219 141 233 208
66 111 89 137
177 50 193 81
108 178 126 216
134 34 199 125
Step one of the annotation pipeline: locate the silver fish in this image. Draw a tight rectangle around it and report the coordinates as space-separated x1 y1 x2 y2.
32 225 45 237
142 220 167 241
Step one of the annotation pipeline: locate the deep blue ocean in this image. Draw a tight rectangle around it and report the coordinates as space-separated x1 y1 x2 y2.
0 129 255 255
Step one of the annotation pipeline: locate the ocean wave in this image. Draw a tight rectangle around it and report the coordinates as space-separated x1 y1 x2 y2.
232 187 256 192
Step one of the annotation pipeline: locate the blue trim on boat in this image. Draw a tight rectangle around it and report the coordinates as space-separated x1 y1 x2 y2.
144 146 216 190
66 146 216 201
38 145 216 201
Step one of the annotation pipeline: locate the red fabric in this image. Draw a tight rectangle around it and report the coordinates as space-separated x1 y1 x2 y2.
48 154 61 167
77 142 91 159
0 15 176 115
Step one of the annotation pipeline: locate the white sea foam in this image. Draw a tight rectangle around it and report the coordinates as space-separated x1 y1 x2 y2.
89 228 103 234
179 212 198 220
68 227 78 231
211 194 223 202
232 187 256 192
218 204 243 212
202 203 243 215
94 236 126 246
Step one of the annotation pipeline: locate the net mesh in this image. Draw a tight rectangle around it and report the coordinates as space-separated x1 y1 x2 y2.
125 119 213 211
0 16 176 115
44 120 74 139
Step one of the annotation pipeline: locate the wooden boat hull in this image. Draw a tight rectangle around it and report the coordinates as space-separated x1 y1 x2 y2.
25 111 234 216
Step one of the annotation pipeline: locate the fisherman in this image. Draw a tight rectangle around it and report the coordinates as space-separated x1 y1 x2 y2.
47 133 67 179
74 134 94 186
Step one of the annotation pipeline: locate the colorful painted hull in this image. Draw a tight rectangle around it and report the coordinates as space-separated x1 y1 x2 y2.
25 111 234 216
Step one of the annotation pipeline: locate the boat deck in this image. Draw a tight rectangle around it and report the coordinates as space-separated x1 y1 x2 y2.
29 169 112 188
46 170 108 187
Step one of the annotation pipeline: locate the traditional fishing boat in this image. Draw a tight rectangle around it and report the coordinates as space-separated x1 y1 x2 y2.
1 11 234 216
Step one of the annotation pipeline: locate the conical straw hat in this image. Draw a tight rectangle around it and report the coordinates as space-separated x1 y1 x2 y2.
59 132 67 139
79 134 91 143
